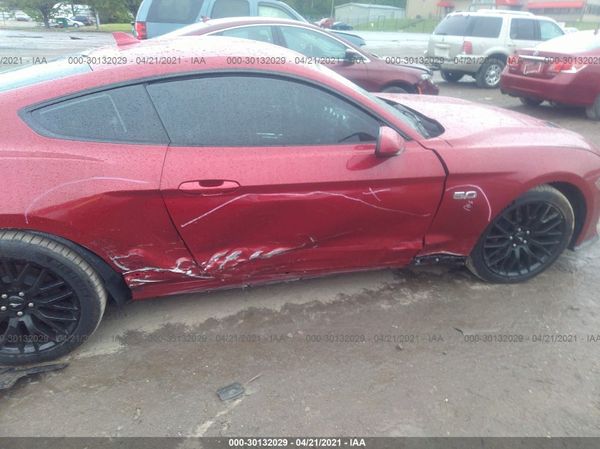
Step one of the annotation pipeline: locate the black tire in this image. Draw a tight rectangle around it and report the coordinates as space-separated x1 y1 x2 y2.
519 97 543 107
0 231 106 365
467 185 574 283
440 70 464 82
382 85 409 94
585 95 600 120
475 58 505 88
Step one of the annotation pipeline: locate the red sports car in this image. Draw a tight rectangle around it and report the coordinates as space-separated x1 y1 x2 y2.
1 37 599 365
162 17 439 95
501 30 600 119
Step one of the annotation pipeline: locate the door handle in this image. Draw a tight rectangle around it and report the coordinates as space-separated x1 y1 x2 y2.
179 180 240 193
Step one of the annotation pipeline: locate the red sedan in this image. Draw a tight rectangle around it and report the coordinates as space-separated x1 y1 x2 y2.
501 30 600 119
1 37 599 365
162 17 439 95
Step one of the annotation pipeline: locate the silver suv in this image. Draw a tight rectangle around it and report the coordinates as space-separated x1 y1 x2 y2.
426 10 564 88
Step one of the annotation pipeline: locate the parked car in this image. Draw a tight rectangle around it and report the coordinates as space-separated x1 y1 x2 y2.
50 17 84 28
14 11 32 21
426 10 564 88
134 0 305 39
332 21 353 31
135 0 365 46
500 30 600 120
164 17 437 94
71 15 95 26
1 36 599 364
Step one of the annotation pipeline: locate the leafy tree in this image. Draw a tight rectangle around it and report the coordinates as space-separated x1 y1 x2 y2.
5 0 58 27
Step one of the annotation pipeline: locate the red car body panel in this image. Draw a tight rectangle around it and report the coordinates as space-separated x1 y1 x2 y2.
500 32 600 106
1 37 599 301
167 17 439 95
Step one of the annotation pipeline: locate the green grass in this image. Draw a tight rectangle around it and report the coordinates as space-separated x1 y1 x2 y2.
354 18 439 33
0 22 132 33
94 23 132 32
565 21 600 31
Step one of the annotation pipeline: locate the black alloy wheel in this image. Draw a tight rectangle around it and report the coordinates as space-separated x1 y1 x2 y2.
467 185 574 283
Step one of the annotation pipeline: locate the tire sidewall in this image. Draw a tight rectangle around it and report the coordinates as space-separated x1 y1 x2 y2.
0 239 103 365
468 187 574 284
477 58 505 88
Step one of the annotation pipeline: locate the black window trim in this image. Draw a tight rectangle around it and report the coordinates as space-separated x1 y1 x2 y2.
19 69 411 146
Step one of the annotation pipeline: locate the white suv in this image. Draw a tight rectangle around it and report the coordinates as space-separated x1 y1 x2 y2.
426 10 564 88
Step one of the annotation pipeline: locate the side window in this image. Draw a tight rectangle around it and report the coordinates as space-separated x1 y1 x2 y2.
258 4 296 19
216 26 275 44
280 26 347 59
510 18 538 40
146 75 380 147
211 0 250 18
147 0 205 24
29 85 168 144
470 17 502 38
539 21 563 41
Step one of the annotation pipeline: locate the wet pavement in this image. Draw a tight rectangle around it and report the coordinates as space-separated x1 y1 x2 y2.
0 29 599 437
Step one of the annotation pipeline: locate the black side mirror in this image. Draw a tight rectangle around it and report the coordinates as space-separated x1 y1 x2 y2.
343 48 363 65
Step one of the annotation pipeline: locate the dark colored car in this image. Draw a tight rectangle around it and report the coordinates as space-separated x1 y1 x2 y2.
500 30 600 120
72 15 95 26
1 36 600 365
332 22 353 31
165 17 438 94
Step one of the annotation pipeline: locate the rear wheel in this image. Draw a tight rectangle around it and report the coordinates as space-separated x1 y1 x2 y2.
520 97 543 107
467 185 574 283
0 231 106 365
441 70 464 82
475 58 505 88
585 95 600 120
382 85 410 94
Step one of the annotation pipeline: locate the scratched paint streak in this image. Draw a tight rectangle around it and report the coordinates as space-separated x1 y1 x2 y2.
181 191 429 228
24 177 150 224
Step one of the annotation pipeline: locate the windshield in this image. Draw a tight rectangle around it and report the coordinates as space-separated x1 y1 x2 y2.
537 30 600 52
0 59 91 93
311 63 440 138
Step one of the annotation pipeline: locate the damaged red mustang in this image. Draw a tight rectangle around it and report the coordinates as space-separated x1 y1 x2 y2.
1 37 600 365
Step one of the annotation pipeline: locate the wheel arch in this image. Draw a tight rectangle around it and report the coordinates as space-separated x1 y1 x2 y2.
548 182 587 249
1 229 131 306
381 81 417 93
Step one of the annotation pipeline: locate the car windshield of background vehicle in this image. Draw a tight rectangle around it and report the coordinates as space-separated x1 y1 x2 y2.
537 30 600 52
0 59 91 93
434 15 502 38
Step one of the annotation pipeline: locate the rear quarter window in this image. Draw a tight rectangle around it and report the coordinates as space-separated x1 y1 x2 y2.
147 0 204 23
27 85 168 144
434 15 502 38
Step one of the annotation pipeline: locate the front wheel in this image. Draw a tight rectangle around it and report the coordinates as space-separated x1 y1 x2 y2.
441 70 464 82
475 58 505 88
382 85 409 94
0 231 106 365
467 185 574 283
520 97 543 107
586 95 600 120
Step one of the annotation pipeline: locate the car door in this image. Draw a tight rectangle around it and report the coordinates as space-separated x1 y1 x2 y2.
277 25 373 90
149 74 445 281
508 18 540 53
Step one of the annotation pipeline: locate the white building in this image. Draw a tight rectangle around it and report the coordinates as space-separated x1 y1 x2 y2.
335 2 406 24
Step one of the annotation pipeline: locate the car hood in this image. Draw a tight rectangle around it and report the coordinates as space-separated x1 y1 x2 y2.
376 94 597 154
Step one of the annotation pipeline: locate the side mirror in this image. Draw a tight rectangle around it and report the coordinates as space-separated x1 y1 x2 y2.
343 48 363 65
376 126 405 157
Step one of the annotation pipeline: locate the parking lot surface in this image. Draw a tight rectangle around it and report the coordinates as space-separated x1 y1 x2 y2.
0 30 599 437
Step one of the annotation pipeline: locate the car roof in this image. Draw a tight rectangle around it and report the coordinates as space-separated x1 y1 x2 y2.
164 16 325 37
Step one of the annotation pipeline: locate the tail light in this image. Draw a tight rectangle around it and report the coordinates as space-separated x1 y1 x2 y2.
462 40 473 54
135 21 147 39
508 55 520 67
547 61 586 74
